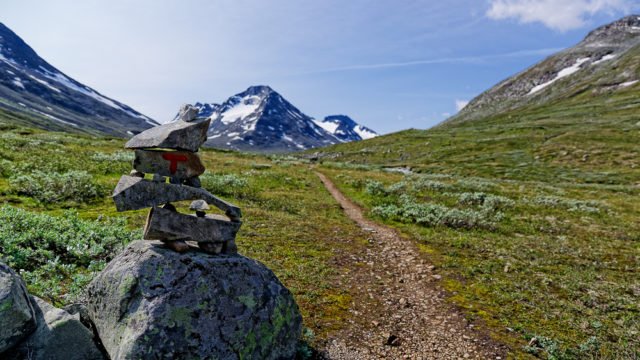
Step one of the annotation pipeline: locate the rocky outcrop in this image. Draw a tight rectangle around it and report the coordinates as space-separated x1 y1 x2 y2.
86 240 302 360
6 297 105 360
0 262 35 353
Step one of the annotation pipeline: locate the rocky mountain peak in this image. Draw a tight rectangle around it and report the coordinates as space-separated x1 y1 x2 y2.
582 15 640 46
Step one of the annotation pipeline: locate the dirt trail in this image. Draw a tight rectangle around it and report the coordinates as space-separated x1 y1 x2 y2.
316 172 507 360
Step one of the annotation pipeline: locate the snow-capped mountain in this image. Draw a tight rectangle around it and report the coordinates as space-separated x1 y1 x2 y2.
189 85 377 153
313 115 378 143
444 15 640 126
0 22 157 136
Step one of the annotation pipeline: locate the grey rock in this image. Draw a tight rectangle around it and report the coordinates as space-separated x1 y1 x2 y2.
133 149 205 180
6 297 104 360
0 262 35 354
176 104 199 122
190 199 210 211
144 206 241 248
125 118 211 152
112 175 242 220
86 240 302 360
152 173 166 183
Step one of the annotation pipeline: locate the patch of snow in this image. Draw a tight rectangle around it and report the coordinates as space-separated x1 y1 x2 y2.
282 134 294 142
354 125 377 140
268 126 275 131
6 70 14 75
28 75 61 93
295 143 305 149
313 119 339 134
593 54 616 65
619 80 638 88
18 102 26 107
127 131 134 135
208 134 221 139
529 57 590 95
227 132 239 137
219 96 261 125
12 77 24 89
32 109 78 127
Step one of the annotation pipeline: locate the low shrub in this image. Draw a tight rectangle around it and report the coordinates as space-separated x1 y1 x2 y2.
200 172 253 198
458 192 515 211
90 151 134 162
0 206 138 304
9 170 104 204
531 196 601 213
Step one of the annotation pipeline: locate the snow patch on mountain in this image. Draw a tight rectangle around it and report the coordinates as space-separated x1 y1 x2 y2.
529 57 590 95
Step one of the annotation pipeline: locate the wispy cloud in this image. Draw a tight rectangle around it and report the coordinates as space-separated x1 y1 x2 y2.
304 47 561 74
487 0 636 32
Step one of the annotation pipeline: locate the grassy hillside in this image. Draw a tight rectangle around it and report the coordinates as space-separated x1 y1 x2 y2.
302 51 640 358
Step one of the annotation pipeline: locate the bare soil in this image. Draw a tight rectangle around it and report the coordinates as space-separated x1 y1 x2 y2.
316 172 509 359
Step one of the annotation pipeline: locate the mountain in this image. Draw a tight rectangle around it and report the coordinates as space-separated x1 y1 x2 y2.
306 16 640 184
313 115 378 143
0 23 158 136
444 15 640 126
190 85 377 153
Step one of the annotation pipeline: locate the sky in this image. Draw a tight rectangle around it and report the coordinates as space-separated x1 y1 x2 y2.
2 0 640 134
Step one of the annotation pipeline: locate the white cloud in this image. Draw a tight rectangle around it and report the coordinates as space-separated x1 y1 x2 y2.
487 0 635 31
455 99 469 111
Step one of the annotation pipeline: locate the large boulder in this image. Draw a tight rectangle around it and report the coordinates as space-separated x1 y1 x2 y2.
86 241 302 360
4 297 105 360
0 262 35 354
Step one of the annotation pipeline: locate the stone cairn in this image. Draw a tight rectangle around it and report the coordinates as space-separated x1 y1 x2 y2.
112 105 242 254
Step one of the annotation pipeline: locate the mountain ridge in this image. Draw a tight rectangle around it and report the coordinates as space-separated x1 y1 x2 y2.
187 85 377 153
0 22 158 136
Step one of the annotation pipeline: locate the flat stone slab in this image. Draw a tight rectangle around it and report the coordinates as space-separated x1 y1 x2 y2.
133 149 205 180
125 118 211 152
144 207 241 246
112 175 242 220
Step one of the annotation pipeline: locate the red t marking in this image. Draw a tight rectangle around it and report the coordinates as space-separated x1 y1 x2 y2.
162 153 188 174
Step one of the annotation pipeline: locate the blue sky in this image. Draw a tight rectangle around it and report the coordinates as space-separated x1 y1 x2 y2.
2 0 639 133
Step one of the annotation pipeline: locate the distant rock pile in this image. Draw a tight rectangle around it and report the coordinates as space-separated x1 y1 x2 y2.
113 104 242 254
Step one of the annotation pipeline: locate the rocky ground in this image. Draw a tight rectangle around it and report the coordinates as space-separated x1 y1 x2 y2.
315 172 509 359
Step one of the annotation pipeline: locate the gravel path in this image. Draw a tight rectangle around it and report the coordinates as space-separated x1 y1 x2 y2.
316 172 508 359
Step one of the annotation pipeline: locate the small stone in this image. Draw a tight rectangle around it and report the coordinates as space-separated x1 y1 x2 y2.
199 242 223 255
129 170 144 178
372 320 380 327
176 104 199 122
384 334 401 347
432 274 442 280
162 240 190 253
190 200 210 211
184 176 201 188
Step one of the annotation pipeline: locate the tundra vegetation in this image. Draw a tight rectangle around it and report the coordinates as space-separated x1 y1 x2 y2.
0 97 638 358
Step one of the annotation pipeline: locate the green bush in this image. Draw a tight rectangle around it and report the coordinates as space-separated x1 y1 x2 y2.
458 192 515 211
9 170 104 204
364 180 386 195
90 151 134 162
200 172 252 198
532 196 601 213
0 206 139 304
372 195 499 230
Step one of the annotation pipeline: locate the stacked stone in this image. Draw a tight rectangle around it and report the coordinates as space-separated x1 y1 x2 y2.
112 105 242 254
